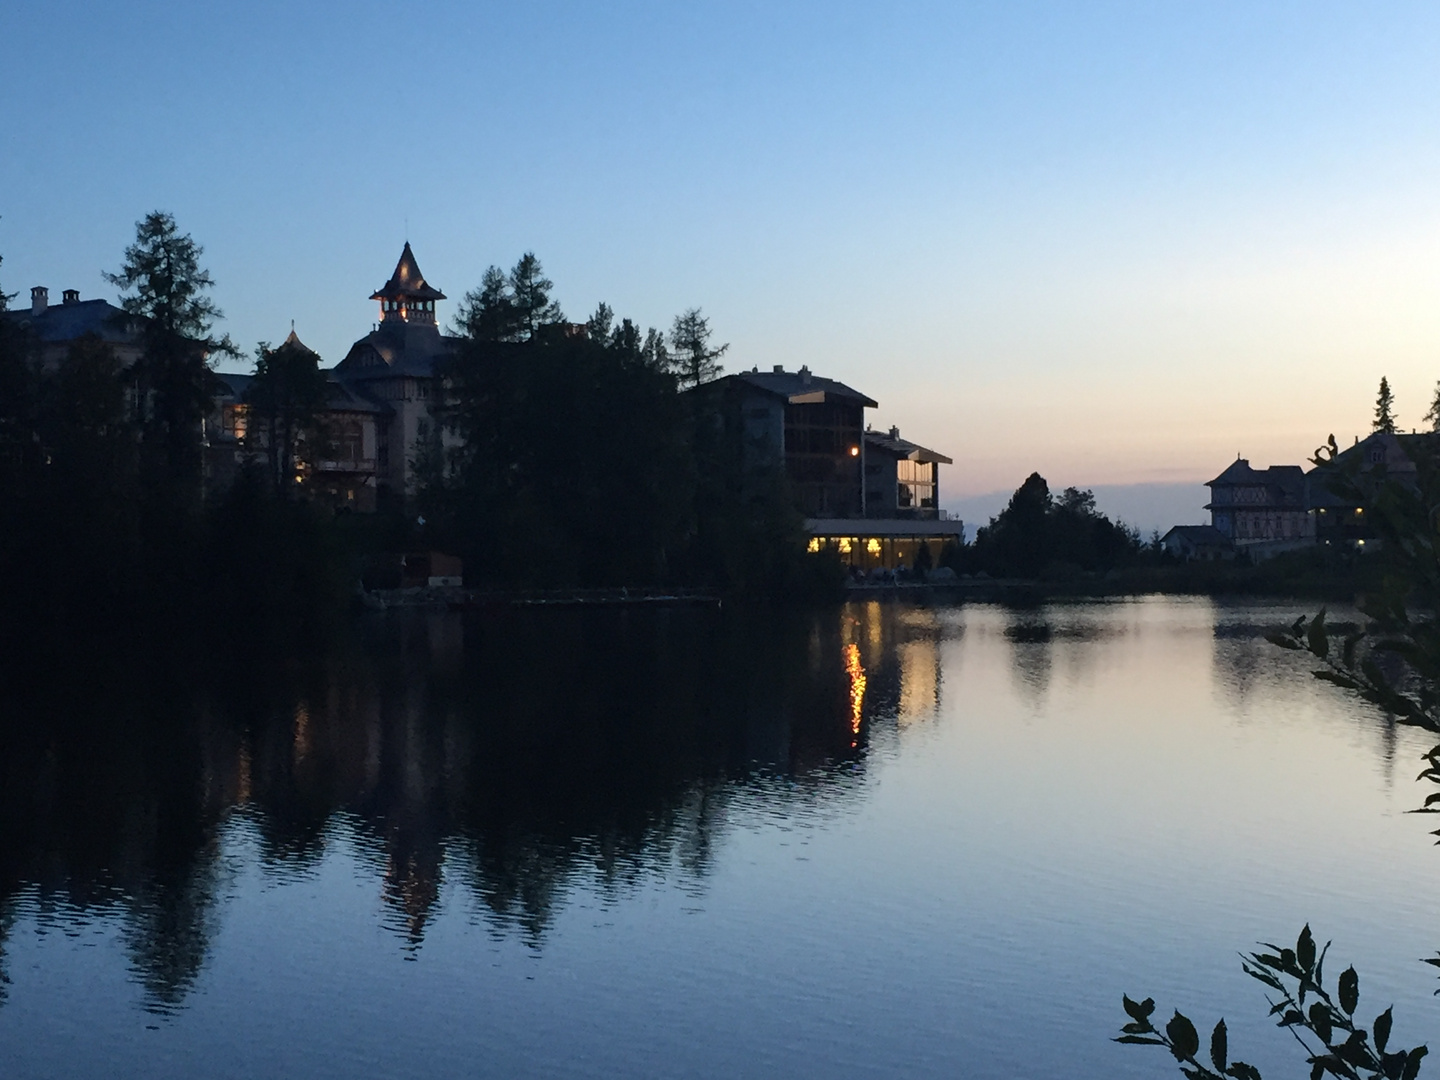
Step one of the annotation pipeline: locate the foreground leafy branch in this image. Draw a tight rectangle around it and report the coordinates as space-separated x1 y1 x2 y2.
1118 927 1427 1079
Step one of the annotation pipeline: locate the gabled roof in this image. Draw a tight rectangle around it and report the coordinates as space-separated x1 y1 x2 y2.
1162 524 1230 546
1 297 143 346
370 242 445 302
335 324 458 380
705 366 877 408
864 427 952 464
1205 458 1307 511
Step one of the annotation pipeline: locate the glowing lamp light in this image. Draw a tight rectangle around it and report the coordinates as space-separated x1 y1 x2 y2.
866 538 881 555
849 445 860 457
807 537 820 553
838 537 852 554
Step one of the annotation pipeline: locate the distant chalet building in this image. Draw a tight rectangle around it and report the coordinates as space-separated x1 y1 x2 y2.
1 285 144 368
1160 524 1234 562
1178 432 1434 560
687 366 962 570
1205 458 1314 556
1308 431 1422 550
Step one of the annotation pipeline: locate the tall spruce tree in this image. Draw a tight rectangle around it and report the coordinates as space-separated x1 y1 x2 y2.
1423 380 1440 432
668 308 727 388
454 265 517 342
509 253 562 340
1373 376 1398 434
104 212 233 487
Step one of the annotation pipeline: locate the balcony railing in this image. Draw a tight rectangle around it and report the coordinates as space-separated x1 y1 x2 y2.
310 458 377 474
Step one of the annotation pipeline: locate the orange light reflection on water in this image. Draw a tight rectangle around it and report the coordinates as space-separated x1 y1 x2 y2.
844 642 867 744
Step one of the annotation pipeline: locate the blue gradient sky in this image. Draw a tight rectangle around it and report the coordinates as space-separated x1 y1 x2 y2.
5 2 1440 502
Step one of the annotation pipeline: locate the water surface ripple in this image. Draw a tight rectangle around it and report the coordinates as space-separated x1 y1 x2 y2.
2 597 1437 1078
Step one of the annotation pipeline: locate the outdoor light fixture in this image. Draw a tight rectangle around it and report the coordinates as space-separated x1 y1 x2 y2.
849 445 860 457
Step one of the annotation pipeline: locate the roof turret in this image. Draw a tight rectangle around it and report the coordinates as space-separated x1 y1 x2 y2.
370 242 445 303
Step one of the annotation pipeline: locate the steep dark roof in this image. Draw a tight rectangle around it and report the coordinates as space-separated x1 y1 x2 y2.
335 323 458 380
370 242 445 302
1206 459 1306 509
1162 524 1231 546
1 297 143 346
280 328 315 353
864 427 952 464
710 366 877 408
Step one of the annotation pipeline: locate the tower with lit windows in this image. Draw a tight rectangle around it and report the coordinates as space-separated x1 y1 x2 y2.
333 243 458 498
369 242 446 327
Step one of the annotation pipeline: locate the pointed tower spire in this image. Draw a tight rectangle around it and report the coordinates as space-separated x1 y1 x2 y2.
370 242 445 327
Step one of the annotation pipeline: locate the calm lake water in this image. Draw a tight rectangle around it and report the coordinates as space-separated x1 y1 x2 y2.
3 597 1439 1079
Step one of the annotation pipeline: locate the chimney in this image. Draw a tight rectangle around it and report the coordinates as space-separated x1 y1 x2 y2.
30 286 47 316
62 289 79 305
890 426 899 440
799 365 811 383
773 364 784 374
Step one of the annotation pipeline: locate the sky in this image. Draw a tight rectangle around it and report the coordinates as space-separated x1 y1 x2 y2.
5 1 1440 523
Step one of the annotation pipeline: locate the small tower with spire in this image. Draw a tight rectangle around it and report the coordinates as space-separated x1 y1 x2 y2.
370 242 445 327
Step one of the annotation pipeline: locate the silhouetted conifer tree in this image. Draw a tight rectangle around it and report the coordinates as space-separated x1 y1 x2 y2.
1373 376 1398 434
104 211 234 490
1423 380 1440 432
508 253 562 340
668 308 727 389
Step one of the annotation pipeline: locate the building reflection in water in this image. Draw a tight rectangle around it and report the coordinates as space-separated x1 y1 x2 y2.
0 601 939 1009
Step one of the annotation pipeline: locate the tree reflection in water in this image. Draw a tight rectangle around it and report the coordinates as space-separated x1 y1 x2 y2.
0 601 954 1010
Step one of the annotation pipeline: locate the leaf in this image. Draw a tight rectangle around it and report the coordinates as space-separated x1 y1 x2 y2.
1123 995 1156 1023
1402 1046 1428 1080
1339 966 1359 1015
1343 632 1363 667
1298 925 1317 972
1309 1001 1332 1045
1211 1019 1228 1072
1309 608 1330 659
1334 1030 1371 1067
1375 1007 1393 1053
1167 1011 1201 1061
1228 1063 1263 1080
1266 632 1303 650
1114 1035 1166 1045
1280 1010 1306 1027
